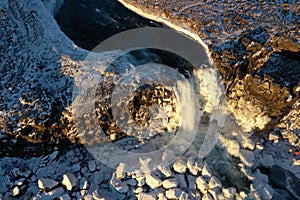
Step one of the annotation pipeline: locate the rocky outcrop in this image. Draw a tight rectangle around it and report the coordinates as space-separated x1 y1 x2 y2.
0 0 87 156
117 0 300 132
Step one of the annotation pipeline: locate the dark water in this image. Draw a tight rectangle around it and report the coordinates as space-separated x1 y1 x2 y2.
55 0 195 78
55 0 163 50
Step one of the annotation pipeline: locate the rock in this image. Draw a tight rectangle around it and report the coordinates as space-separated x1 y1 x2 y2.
137 192 156 200
194 159 204 172
256 143 264 150
49 151 59 162
239 134 255 150
237 191 248 200
118 185 130 194
155 188 167 197
60 193 71 200
71 163 81 173
15 178 25 186
173 158 187 173
30 175 38 182
133 187 143 194
80 167 89 175
137 178 146 187
239 163 255 181
157 192 167 200
115 163 126 179
36 166 56 179
165 188 188 200
254 169 269 183
38 178 59 191
162 178 178 189
80 179 89 190
114 183 129 194
186 156 203 175
188 189 201 199
88 160 96 172
138 157 152 172
145 174 162 189
293 159 300 166
174 174 187 188
46 187 65 198
186 157 198 175
80 189 89 197
208 176 222 189
202 162 212 178
186 175 197 189
202 193 214 200
219 136 240 157
239 149 255 167
88 170 108 192
251 183 274 200
222 187 236 199
23 170 32 178
110 174 130 193
133 173 146 187
62 173 78 191
281 130 300 147
124 178 137 186
83 194 94 200
260 185 274 200
13 186 20 196
157 165 173 178
196 176 208 194
269 132 279 143
259 153 273 167
118 0 299 47
94 187 123 200
208 188 219 200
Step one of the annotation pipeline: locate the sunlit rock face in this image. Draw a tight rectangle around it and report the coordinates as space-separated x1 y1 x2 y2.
117 0 300 132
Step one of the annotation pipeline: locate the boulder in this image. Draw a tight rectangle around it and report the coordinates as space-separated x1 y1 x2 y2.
38 178 59 191
62 173 78 191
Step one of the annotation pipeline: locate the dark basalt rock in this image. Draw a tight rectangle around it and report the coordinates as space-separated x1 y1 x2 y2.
253 51 300 92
